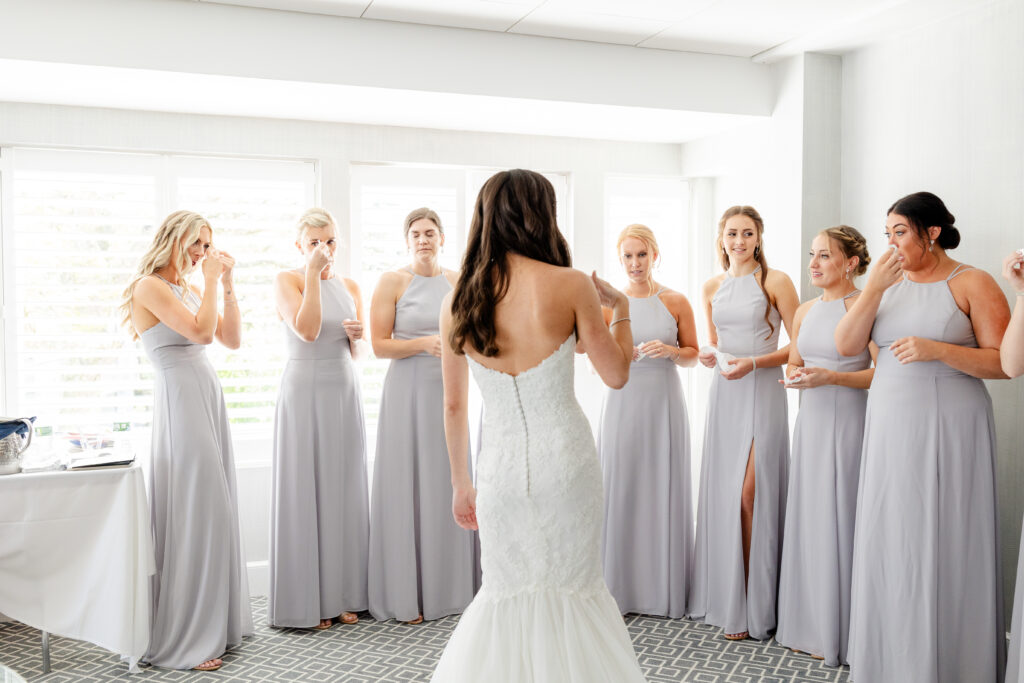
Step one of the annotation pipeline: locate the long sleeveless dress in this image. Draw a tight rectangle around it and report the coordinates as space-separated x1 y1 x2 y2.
775 293 869 665
599 290 692 617
848 266 1005 683
688 267 789 640
432 335 647 682
368 272 480 622
139 279 253 669
269 276 369 627
1009 547 1024 681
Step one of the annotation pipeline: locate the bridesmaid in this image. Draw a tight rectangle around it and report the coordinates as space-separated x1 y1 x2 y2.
598 224 698 617
368 207 480 623
1002 248 1024 683
836 192 1008 683
269 208 369 630
688 205 799 641
120 210 253 671
775 226 875 665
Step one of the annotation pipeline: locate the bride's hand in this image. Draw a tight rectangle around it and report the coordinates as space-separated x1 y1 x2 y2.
452 486 478 530
590 271 626 309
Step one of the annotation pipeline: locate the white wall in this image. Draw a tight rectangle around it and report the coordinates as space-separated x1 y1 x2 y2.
0 100 683 594
678 54 833 449
840 0 1024 620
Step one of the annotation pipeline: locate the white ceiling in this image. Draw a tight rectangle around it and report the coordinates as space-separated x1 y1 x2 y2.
203 0 926 59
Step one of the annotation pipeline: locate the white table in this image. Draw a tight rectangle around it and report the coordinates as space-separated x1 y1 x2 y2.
0 465 154 673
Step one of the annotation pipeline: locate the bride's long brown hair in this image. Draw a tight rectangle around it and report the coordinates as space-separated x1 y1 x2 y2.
449 169 571 357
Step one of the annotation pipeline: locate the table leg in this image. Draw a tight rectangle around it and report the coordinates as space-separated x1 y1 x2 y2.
41 630 50 674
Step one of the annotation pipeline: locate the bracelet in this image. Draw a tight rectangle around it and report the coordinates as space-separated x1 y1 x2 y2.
223 297 238 304
750 356 757 369
1017 291 1024 297
609 317 631 328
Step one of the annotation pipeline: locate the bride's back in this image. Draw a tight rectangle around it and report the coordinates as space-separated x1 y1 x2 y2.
463 254 579 376
445 168 629 391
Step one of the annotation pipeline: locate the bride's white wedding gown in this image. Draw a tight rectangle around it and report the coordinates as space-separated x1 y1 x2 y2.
431 336 647 682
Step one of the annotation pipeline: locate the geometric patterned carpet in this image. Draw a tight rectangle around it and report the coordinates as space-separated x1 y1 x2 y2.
0 597 850 682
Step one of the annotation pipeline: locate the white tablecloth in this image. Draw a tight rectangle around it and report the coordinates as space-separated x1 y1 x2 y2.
0 465 154 672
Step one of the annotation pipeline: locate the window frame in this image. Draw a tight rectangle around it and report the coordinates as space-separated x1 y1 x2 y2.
0 145 320 461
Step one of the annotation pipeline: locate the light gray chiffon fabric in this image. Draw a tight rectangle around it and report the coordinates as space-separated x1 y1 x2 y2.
140 281 253 669
775 295 869 665
848 268 1004 683
368 273 480 622
1008 550 1024 682
689 268 789 640
269 276 369 627
599 292 692 617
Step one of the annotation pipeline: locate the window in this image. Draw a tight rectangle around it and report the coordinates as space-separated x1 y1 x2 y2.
604 175 689 294
349 163 571 465
1 148 315 455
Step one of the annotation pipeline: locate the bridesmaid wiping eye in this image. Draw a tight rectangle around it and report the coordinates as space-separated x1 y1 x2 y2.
836 191 1009 683
268 208 369 631
119 211 252 673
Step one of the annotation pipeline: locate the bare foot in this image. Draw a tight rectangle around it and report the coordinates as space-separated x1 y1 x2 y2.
339 612 359 624
312 619 332 630
404 615 424 625
192 658 223 671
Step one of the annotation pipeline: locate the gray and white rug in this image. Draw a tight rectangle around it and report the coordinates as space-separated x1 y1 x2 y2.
0 598 850 682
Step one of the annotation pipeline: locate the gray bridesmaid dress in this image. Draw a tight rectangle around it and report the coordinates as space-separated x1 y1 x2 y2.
599 290 692 617
775 293 869 665
848 265 1004 683
1008 551 1024 682
688 267 789 640
367 271 480 622
269 275 369 627
140 279 253 669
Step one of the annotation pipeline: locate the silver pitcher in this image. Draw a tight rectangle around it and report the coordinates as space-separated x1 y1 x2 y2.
0 418 34 475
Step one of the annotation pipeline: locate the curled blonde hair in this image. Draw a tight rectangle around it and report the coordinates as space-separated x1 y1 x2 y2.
119 210 209 340
295 207 337 241
403 207 443 237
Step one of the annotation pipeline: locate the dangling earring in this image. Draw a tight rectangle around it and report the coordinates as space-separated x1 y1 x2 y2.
846 268 852 280
928 239 934 252
754 244 760 258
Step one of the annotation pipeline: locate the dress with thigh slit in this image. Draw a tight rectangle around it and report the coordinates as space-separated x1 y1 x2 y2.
688 267 789 640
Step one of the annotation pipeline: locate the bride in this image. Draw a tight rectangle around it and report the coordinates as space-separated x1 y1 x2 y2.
432 169 648 681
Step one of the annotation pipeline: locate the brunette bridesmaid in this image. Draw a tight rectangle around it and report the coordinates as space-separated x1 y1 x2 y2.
688 205 799 641
367 207 480 623
837 192 1008 683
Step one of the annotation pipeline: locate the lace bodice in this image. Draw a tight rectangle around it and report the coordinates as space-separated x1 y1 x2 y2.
467 336 605 599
